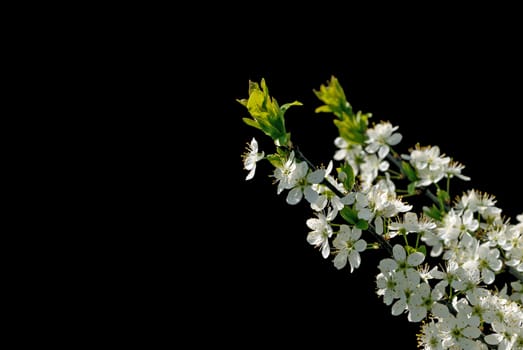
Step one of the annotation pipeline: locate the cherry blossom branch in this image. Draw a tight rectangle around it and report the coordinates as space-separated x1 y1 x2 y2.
294 145 394 256
240 76 523 350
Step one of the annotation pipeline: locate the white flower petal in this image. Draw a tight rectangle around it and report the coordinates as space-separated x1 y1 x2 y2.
431 302 450 319
295 162 309 178
376 273 388 289
462 326 481 339
350 228 362 240
304 186 319 204
325 160 333 175
408 307 426 323
307 232 323 246
393 244 406 261
365 143 379 154
306 218 321 230
378 160 390 171
250 137 258 150
354 239 366 252
321 240 330 259
244 157 255 170
431 286 445 300
481 269 495 285
286 187 303 205
348 251 361 272
333 252 347 270
407 252 425 266
358 208 373 220
383 291 394 306
245 168 256 180
340 192 355 205
338 225 351 239
484 334 502 345
311 195 328 212
489 258 502 271
334 149 346 161
334 137 347 148
387 133 402 146
307 169 326 184
406 268 421 285
378 258 397 272
326 208 337 221
375 216 384 235
378 145 388 159
391 299 406 316
404 212 418 228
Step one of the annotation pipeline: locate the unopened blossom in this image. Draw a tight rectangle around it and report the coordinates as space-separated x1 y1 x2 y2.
242 137 264 180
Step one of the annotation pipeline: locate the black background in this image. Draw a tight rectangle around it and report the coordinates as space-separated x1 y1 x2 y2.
228 18 522 348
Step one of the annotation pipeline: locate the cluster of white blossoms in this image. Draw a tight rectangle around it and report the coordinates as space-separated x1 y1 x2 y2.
240 77 522 349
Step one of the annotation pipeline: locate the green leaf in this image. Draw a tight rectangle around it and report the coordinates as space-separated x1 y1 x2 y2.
332 111 369 145
405 245 416 255
238 78 301 147
423 204 444 221
338 162 355 191
340 207 358 225
313 76 351 118
314 105 332 114
356 219 368 230
401 161 418 182
242 117 259 130
266 153 284 168
280 101 303 113
407 182 417 195
417 245 427 256
437 189 450 206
